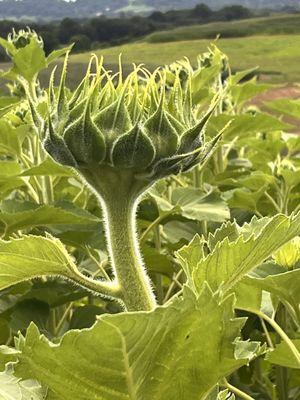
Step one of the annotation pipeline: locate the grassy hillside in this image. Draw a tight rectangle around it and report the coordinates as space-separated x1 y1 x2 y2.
146 14 300 43
70 35 300 84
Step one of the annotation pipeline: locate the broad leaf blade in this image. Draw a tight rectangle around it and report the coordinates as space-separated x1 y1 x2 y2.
13 287 261 400
172 188 230 223
0 235 77 291
0 201 100 236
267 340 300 369
0 367 45 400
192 213 300 293
241 267 300 316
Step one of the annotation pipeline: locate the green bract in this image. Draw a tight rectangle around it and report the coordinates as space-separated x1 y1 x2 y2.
40 55 222 200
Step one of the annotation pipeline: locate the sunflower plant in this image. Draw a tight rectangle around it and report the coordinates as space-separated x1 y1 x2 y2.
0 30 299 400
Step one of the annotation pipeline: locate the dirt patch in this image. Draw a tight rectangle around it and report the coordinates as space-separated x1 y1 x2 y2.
255 85 300 102
251 85 300 133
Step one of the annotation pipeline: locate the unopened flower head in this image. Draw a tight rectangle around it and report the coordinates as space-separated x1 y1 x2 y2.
29 54 223 199
7 28 43 52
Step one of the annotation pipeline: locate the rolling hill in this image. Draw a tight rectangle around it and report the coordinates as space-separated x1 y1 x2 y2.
67 34 300 85
145 13 300 42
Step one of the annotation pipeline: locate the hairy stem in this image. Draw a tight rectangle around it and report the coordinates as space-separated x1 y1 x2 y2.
101 195 157 311
68 268 120 300
79 166 157 311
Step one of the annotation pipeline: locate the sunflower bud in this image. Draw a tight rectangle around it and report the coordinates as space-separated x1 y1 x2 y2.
32 54 222 200
7 28 43 53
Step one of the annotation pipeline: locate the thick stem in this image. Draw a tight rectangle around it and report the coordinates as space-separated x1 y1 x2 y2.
101 195 157 311
79 166 157 311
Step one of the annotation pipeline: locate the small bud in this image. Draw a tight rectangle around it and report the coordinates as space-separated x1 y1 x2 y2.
8 28 43 52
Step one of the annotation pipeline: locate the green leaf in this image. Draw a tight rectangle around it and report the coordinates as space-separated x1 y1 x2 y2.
0 200 100 236
142 245 174 276
172 188 230 223
0 318 10 345
230 67 258 85
176 234 205 288
243 266 300 316
0 235 78 292
0 367 45 400
0 179 25 200
231 81 271 106
279 167 300 188
0 97 20 117
9 299 50 332
150 187 230 224
0 235 114 301
0 121 29 156
233 280 263 313
191 65 220 104
12 39 47 82
207 113 291 140
237 171 275 191
13 287 261 400
267 340 300 369
0 97 19 109
266 99 300 120
207 221 239 251
0 161 22 178
46 45 73 65
191 213 300 293
148 188 174 213
0 346 19 371
20 157 74 177
223 187 266 213
20 279 88 308
0 37 16 55
69 305 104 330
163 220 200 244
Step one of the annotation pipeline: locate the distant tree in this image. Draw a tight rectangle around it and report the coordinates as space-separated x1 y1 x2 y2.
217 6 253 21
130 16 155 37
192 4 213 20
148 11 166 23
58 18 81 44
106 19 133 41
40 29 60 54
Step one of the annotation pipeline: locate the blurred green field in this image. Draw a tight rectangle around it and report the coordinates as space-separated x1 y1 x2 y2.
146 14 300 43
70 35 300 84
